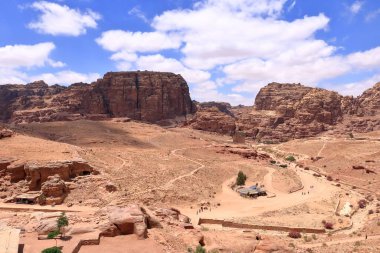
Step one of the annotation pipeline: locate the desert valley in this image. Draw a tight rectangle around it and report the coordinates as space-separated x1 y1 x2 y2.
0 71 379 253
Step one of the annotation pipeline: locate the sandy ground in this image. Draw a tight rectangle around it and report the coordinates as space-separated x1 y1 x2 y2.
1 120 379 252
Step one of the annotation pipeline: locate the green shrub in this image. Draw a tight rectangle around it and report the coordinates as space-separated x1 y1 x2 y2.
270 160 276 164
188 245 207 253
286 156 296 162
236 171 247 186
41 247 62 253
279 164 288 168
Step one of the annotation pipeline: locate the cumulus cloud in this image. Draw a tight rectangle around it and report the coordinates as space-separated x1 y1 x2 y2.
0 42 98 86
96 30 181 53
335 73 380 96
28 1 101 36
96 0 380 105
29 71 100 85
0 42 63 69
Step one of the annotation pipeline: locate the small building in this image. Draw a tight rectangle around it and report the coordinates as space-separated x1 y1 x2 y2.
14 192 40 204
0 229 21 253
237 185 267 198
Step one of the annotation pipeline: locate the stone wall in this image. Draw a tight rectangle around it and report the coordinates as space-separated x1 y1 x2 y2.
198 218 326 234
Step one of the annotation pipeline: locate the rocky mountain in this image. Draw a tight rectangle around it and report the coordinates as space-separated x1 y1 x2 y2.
189 82 380 142
0 71 195 124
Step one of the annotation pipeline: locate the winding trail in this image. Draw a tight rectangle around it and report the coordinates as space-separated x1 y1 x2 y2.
127 145 209 197
316 141 327 157
163 147 206 188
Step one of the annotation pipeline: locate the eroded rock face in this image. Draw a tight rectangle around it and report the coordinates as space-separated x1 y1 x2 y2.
0 71 195 124
1 159 94 190
189 82 380 142
103 205 148 239
188 102 236 134
41 175 68 205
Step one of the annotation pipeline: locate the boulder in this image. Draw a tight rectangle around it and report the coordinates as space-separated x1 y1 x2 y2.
106 205 148 239
0 128 13 139
41 175 68 205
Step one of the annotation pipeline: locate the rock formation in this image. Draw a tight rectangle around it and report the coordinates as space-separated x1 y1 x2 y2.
0 128 14 139
0 71 195 124
188 102 236 134
189 82 380 142
1 159 94 190
101 205 148 239
41 175 68 205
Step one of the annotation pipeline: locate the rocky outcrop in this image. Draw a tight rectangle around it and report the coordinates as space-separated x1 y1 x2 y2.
1 159 94 190
0 71 195 124
41 175 68 205
0 128 14 139
101 205 148 239
188 102 236 134
189 82 380 142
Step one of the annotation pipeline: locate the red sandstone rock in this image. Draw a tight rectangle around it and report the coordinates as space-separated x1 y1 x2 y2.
41 175 68 205
106 205 148 239
0 71 195 124
189 102 236 134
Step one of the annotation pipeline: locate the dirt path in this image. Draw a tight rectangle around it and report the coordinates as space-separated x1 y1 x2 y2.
298 234 380 248
128 146 209 197
316 141 327 157
163 148 205 188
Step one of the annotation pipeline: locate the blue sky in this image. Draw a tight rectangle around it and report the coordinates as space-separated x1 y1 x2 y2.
1 0 380 105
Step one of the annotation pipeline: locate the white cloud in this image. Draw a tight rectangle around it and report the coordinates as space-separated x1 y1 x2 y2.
96 0 380 104
349 1 364 15
335 73 380 96
29 71 100 85
96 30 181 53
0 42 62 69
347 47 380 69
28 1 101 36
128 6 149 23
0 43 98 86
288 0 296 12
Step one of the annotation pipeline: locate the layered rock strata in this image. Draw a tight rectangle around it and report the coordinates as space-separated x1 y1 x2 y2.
0 71 195 124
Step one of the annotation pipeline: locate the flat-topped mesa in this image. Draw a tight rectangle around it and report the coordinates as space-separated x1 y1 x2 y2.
0 71 195 124
94 71 195 122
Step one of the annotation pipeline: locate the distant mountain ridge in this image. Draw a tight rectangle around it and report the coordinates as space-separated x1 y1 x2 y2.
0 71 195 124
189 82 380 142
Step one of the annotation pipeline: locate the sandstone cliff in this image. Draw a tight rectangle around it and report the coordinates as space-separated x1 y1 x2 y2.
0 71 195 124
189 82 380 142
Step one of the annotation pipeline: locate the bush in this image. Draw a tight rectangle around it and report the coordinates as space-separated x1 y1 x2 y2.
41 247 62 253
312 234 317 240
368 210 374 215
358 199 367 209
288 231 301 239
270 160 276 164
236 171 247 186
324 222 334 230
279 164 288 168
286 156 296 162
303 235 312 242
326 176 333 181
188 245 207 253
